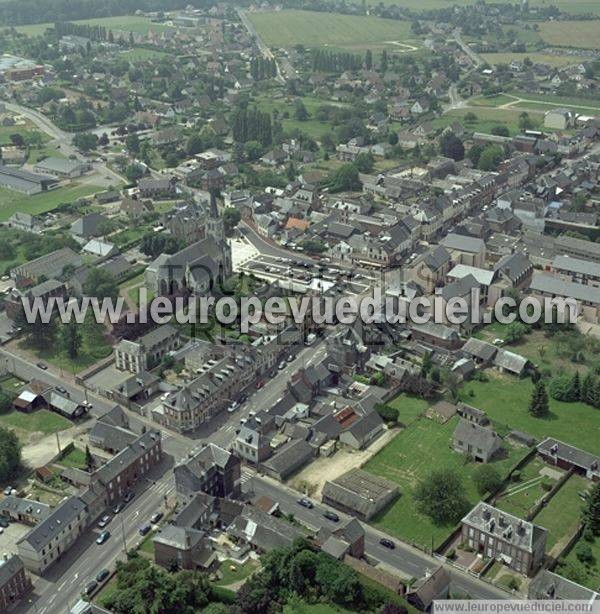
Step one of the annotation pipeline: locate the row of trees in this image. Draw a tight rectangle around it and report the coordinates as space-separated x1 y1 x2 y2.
311 49 362 73
54 20 109 42
549 371 600 408
249 57 277 81
231 107 273 148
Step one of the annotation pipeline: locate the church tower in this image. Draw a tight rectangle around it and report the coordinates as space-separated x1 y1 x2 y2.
205 188 232 278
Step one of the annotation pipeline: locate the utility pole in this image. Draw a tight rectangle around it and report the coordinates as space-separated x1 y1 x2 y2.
121 519 127 553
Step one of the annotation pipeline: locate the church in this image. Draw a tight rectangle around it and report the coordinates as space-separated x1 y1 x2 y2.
145 191 232 296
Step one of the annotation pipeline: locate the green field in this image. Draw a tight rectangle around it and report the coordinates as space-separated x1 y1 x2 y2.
459 373 600 455
386 392 430 425
512 101 600 116
0 409 71 436
537 20 600 49
16 15 175 37
495 457 562 518
58 446 88 470
216 559 260 587
0 183 102 222
480 52 577 68
364 415 527 549
434 107 543 136
248 10 415 50
533 474 589 552
119 47 171 61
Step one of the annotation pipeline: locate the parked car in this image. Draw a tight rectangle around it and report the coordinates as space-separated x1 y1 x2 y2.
97 515 111 529
278 361 286 370
379 538 395 549
227 401 239 413
96 569 110 583
139 524 151 536
150 512 163 524
3 486 12 496
123 491 134 503
55 386 67 394
36 362 48 370
112 503 123 514
297 498 313 509
323 511 339 522
96 531 110 545
82 580 98 596
0 517 9 528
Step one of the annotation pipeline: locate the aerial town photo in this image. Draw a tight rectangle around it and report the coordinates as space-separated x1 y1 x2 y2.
0 0 598 612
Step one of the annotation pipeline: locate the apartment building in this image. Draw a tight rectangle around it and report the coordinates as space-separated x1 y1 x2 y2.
461 502 547 575
0 554 32 610
17 496 87 574
114 325 181 373
552 255 600 288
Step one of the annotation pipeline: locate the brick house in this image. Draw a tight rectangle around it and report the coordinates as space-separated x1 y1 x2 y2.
0 554 32 610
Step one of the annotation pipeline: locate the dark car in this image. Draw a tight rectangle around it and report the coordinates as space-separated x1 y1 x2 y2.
96 531 110 545
123 491 134 503
82 580 98 597
323 511 339 522
55 386 67 394
379 538 395 549
139 524 151 536
96 569 110 583
297 498 313 509
0 517 9 528
36 362 48 370
150 512 163 524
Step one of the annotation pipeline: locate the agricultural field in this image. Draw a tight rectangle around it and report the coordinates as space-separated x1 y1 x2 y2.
0 183 103 222
480 52 578 68
494 457 563 518
16 15 175 37
364 415 527 550
248 10 416 51
532 474 589 552
458 372 600 455
537 20 600 49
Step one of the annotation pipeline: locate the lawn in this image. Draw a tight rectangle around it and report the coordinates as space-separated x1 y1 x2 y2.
57 446 88 470
0 375 25 394
480 53 577 68
119 47 171 61
216 559 260 587
386 392 430 425
434 107 543 136
470 94 518 107
511 101 600 116
459 373 600 455
537 20 600 49
248 10 415 50
0 409 71 437
532 474 589 552
20 317 113 374
364 415 527 550
561 533 600 590
16 15 175 37
494 457 562 518
0 183 103 222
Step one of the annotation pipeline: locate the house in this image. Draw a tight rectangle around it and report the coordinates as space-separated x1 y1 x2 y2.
114 325 180 373
70 213 109 239
120 196 154 220
461 502 547 575
174 443 241 499
453 419 502 462
82 239 118 258
457 403 489 425
0 554 32 611
339 409 385 450
0 496 50 525
406 566 450 611
138 177 177 200
322 469 399 521
34 157 88 178
544 108 574 130
17 496 87 574
537 438 600 481
153 526 217 572
8 212 39 232
528 570 599 601
260 439 316 481
317 516 365 559
411 98 430 114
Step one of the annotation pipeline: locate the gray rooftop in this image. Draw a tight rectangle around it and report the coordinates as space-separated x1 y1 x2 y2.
552 255 598 278
530 272 600 304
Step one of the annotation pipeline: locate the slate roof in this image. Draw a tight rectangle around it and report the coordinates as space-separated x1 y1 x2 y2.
261 439 315 479
552 255 598 277
461 337 498 362
494 252 532 283
0 554 26 589
441 233 485 254
0 495 51 522
529 570 598 601
493 349 529 374
537 438 600 475
453 419 500 456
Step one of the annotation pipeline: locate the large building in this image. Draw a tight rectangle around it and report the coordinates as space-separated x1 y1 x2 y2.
461 502 547 576
0 54 44 81
34 157 88 178
322 469 399 521
0 164 58 195
10 247 82 284
114 324 181 373
537 438 600 481
17 496 87 574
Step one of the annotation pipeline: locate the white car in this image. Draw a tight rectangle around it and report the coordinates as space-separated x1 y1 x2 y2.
160 393 170 401
227 401 239 413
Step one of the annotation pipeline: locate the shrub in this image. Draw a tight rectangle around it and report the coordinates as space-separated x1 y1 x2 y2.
576 543 595 565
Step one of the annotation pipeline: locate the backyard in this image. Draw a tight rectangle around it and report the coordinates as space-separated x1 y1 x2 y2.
458 372 600 455
560 533 600 590
0 409 71 442
433 107 543 136
216 559 260 587
364 415 527 550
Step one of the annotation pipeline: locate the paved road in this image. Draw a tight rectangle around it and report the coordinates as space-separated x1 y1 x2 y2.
454 30 484 68
15 464 175 614
246 476 510 601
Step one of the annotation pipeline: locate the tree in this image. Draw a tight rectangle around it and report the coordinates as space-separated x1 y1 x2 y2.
491 125 510 137
125 163 145 183
355 152 375 173
439 132 464 161
0 391 12 415
519 112 534 130
468 143 483 167
529 380 549 417
584 482 600 535
473 465 502 496
504 322 530 344
10 133 25 147
365 49 373 70
0 426 21 483
82 269 119 301
380 50 388 73
328 163 361 192
388 131 398 146
99 132 109 146
61 321 82 359
414 469 470 524
478 145 503 171
73 132 98 152
294 100 309 121
223 208 241 234
581 372 596 406
126 132 140 155
376 403 399 424
85 445 94 471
